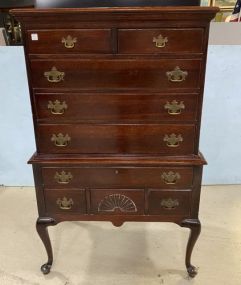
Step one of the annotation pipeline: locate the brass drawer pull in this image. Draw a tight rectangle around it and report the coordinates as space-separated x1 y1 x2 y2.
56 197 74 210
163 133 183 148
48 100 68 115
153 34 168 48
161 171 181 185
61 35 77 49
44 66 65 83
54 171 73 184
51 133 71 147
166 66 188 82
161 198 179 210
164 100 185 115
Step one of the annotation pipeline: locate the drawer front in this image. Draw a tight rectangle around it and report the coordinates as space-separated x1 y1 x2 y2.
30 59 201 91
148 190 191 216
45 189 86 214
90 189 144 215
118 28 204 54
26 29 112 54
35 93 198 123
42 167 193 189
37 124 195 155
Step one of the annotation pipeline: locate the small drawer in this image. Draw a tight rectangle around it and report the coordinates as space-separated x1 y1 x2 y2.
42 167 193 189
90 189 145 215
118 28 204 54
148 190 191 216
26 29 112 54
34 92 198 123
30 59 201 91
44 189 86 214
37 124 195 155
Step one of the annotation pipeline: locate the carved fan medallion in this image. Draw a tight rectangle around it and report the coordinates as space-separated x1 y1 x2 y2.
98 194 137 213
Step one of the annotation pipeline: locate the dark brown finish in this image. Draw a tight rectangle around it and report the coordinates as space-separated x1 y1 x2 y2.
90 189 145 215
12 5 217 277
181 219 201 278
45 189 86 214
148 189 191 216
11 7 218 23
42 166 194 189
26 29 112 54
118 28 204 54
30 58 202 91
36 217 57 275
37 124 196 155
29 152 207 166
34 92 198 123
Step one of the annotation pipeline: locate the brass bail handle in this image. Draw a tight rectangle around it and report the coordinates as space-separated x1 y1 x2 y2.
62 35 77 49
153 34 168 48
160 198 179 210
54 171 73 184
163 133 183 148
44 66 65 83
166 66 188 83
56 197 74 210
51 133 71 147
164 100 185 115
48 100 68 115
161 171 181 185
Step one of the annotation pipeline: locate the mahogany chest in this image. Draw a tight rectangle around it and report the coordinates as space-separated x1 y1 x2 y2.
12 4 218 277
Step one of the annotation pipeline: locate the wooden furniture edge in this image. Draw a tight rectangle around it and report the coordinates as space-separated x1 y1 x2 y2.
11 7 219 20
28 153 207 165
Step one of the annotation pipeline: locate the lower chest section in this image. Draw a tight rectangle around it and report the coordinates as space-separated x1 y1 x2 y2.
35 165 202 219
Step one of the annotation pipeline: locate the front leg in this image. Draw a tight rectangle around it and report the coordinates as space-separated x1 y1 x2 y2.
36 217 57 274
181 219 201 278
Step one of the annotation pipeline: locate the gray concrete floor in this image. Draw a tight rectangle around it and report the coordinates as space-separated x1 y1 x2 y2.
0 185 240 285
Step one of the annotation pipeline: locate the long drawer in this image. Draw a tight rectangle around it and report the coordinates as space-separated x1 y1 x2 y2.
118 28 204 54
34 92 198 123
30 59 202 91
26 29 112 54
42 166 194 189
37 124 196 154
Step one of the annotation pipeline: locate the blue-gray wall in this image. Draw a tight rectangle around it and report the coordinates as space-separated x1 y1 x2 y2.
0 47 35 186
0 45 240 186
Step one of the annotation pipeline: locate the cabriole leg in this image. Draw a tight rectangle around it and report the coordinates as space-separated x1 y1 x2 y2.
181 219 201 278
36 217 57 274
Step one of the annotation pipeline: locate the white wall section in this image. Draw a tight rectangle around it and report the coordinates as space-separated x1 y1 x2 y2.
209 23 241 45
0 47 35 186
200 45 241 185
